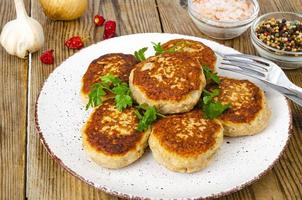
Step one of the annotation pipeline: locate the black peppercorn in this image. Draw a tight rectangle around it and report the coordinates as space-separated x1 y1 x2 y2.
255 17 302 52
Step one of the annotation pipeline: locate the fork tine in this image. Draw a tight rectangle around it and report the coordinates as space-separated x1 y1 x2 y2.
222 57 269 72
219 65 265 81
223 54 271 67
220 62 266 78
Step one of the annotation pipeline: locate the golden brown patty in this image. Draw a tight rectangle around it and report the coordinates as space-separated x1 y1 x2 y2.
82 99 150 169
207 77 270 136
149 109 223 173
129 52 206 114
161 39 217 70
81 53 137 97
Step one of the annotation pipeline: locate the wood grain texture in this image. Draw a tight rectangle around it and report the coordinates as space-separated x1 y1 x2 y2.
0 1 30 200
257 1 302 200
1 0 301 199
26 0 161 200
156 0 302 199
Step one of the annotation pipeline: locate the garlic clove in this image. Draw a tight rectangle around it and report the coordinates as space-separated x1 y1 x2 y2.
0 0 45 59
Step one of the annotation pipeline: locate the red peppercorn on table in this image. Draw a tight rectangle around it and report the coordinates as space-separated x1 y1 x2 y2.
1 0 302 199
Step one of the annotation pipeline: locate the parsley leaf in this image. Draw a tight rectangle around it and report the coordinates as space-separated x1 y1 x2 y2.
152 42 164 55
115 94 132 111
203 66 220 84
152 42 175 55
202 102 231 119
86 83 106 110
86 74 132 111
112 83 133 111
137 106 158 132
135 104 165 132
101 73 121 86
134 47 148 61
200 88 230 119
203 89 220 104
134 109 143 119
112 83 130 95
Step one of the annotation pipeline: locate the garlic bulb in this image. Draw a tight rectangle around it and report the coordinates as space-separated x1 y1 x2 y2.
39 0 88 21
0 0 44 58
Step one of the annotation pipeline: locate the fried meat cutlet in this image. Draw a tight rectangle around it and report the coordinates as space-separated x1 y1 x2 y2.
129 52 206 114
161 39 217 70
81 53 138 100
208 77 270 137
82 100 150 169
149 109 223 173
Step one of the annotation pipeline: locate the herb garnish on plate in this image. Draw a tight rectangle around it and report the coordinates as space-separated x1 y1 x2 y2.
134 47 148 61
152 42 176 55
86 74 164 132
200 89 231 119
203 66 220 84
200 67 231 119
135 104 165 132
86 74 132 111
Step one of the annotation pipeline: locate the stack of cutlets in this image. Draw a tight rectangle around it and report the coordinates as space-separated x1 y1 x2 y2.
80 39 270 173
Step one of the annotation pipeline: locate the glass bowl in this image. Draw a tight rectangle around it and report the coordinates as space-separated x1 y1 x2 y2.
188 0 259 40
251 12 302 69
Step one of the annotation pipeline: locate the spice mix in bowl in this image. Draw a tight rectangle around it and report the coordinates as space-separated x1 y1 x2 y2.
251 12 302 69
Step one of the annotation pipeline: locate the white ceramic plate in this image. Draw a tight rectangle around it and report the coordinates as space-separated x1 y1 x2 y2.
36 33 292 199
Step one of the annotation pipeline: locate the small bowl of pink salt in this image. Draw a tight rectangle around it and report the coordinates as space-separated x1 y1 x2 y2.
188 0 259 39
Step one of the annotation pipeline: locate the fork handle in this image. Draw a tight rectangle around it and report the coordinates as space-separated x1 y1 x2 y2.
287 85 302 107
269 83 302 107
284 93 302 107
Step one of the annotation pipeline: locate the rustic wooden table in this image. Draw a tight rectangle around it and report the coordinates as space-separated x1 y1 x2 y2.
1 0 302 199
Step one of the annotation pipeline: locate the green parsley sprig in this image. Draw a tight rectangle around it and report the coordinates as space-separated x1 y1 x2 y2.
203 102 230 119
86 74 163 132
86 74 132 111
113 83 133 111
202 89 220 104
200 89 230 119
199 68 230 119
101 73 121 86
134 47 148 61
152 42 176 55
135 104 165 132
203 66 220 84
86 83 107 110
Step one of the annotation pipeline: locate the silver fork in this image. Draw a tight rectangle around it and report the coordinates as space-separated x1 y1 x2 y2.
216 52 302 107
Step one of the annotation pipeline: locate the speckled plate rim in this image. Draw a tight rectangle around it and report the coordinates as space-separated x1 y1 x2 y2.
35 33 293 200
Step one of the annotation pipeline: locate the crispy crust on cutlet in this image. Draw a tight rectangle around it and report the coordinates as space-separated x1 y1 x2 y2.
161 39 216 70
132 53 202 101
149 110 223 173
129 53 206 114
152 110 222 156
208 77 271 136
82 100 150 169
81 53 137 97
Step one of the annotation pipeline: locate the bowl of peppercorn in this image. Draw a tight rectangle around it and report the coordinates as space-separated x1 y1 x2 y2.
251 12 302 69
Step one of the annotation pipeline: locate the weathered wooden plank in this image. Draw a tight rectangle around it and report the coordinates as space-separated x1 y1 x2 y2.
26 0 161 199
0 0 30 199
25 0 302 199
156 0 302 199
258 1 302 200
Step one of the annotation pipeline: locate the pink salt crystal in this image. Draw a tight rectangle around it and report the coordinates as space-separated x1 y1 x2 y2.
191 0 254 22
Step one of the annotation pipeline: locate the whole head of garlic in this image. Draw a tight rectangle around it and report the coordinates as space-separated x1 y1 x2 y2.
0 0 44 59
